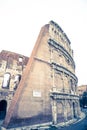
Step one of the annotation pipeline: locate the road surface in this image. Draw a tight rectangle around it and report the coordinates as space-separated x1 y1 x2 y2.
56 116 87 130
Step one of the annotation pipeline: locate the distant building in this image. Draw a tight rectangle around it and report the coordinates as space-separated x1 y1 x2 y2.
1 21 81 130
77 85 87 108
78 85 87 96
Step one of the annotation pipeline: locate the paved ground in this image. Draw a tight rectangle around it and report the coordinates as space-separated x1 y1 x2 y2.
1 118 87 130
0 110 86 130
56 116 87 130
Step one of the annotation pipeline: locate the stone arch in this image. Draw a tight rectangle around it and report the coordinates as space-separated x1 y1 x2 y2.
66 101 72 120
0 100 7 119
57 102 63 114
57 101 64 123
68 100 74 119
74 101 80 117
72 101 77 118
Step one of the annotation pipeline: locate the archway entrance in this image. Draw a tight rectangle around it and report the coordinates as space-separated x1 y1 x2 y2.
73 102 76 118
0 100 7 120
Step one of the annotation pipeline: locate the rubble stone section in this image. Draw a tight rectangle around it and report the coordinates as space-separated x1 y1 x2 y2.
0 50 28 113
1 21 81 129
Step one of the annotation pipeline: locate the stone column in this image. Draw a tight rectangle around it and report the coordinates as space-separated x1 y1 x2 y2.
52 100 57 125
70 101 74 119
76 101 81 117
72 101 78 118
63 100 68 121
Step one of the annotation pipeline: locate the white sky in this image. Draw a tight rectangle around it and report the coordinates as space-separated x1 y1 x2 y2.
0 0 87 86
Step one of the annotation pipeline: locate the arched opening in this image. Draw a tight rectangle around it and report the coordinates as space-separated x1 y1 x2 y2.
73 102 76 118
67 102 72 120
57 102 64 123
69 79 74 94
2 73 11 89
14 74 21 90
0 100 7 120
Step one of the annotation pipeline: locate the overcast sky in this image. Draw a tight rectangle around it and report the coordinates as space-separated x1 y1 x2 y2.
0 0 87 86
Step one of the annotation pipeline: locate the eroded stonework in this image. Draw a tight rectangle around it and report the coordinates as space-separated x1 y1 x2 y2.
1 21 81 129
0 50 28 119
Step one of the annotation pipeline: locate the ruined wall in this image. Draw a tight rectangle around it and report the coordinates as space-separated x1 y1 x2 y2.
0 50 28 114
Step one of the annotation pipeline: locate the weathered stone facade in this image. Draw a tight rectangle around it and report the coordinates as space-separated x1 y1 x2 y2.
0 50 28 119
1 21 81 129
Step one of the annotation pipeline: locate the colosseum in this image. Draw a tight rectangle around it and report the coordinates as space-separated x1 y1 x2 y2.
1 21 81 129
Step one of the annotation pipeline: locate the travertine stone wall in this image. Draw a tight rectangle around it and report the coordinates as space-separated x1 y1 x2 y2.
1 21 81 129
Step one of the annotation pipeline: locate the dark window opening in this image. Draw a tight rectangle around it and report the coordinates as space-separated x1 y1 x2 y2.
70 79 74 92
0 100 7 120
14 74 21 90
73 102 76 118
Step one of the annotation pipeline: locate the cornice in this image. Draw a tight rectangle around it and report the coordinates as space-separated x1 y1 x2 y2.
51 62 78 82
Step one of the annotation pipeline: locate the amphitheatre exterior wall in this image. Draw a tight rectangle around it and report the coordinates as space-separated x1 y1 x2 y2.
1 21 81 129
